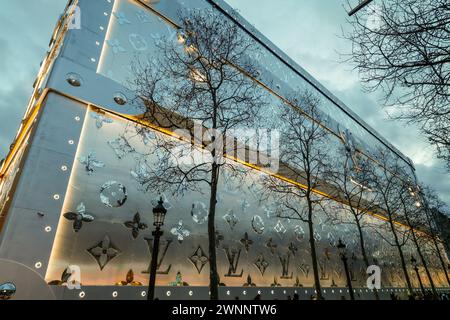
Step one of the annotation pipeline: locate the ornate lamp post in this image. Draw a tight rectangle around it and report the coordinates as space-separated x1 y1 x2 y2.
147 197 167 300
411 256 426 296
337 239 355 300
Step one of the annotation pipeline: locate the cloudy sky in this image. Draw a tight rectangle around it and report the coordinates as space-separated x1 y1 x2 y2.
0 0 448 207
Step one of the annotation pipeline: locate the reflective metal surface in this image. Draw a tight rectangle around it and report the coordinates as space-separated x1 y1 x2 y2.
0 282 16 300
0 0 448 300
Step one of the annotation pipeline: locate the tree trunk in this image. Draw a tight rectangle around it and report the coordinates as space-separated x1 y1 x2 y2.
425 208 450 287
208 162 220 300
431 235 450 287
307 200 323 300
355 218 379 300
413 231 438 298
388 219 413 294
403 207 438 298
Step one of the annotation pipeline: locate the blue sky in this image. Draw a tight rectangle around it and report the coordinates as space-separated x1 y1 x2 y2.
0 0 448 207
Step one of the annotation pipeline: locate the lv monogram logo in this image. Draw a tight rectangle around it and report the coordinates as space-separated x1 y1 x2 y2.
279 253 293 279
142 238 172 275
223 246 243 277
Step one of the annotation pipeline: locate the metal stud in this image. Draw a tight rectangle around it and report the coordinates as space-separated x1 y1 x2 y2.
66 73 83 87
113 92 128 105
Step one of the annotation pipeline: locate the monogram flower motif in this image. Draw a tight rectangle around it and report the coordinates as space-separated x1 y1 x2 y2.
240 232 253 252
78 152 105 174
106 39 126 54
254 254 269 276
115 269 142 286
87 235 121 270
63 203 94 232
113 12 131 25
124 212 148 239
223 210 238 230
170 220 190 243
90 113 113 129
188 246 209 274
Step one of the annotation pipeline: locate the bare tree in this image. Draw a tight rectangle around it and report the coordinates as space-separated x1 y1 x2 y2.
345 0 450 169
417 184 450 286
370 148 414 294
398 182 438 298
327 147 380 299
262 92 331 300
131 9 267 299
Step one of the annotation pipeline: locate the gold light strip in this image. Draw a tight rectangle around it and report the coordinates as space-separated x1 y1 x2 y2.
0 90 48 179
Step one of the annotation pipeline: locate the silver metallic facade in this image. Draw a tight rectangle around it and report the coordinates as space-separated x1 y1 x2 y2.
0 0 448 300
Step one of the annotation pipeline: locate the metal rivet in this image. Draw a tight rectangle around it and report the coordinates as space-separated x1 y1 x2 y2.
166 291 171 297
53 194 60 200
45 226 52 232
113 92 128 105
35 262 42 269
68 140 74 145
79 291 85 298
66 73 83 87
75 116 81 121
188 291 193 296
141 291 146 297
112 291 118 298
61 165 68 172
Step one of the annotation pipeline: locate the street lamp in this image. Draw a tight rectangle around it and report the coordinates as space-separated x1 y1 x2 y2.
337 239 355 300
147 197 168 300
411 256 426 296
